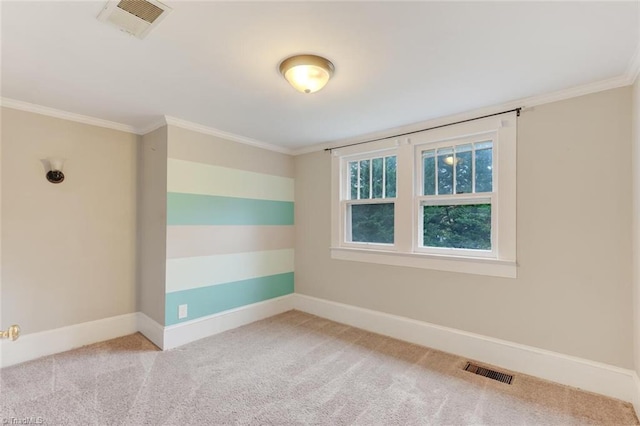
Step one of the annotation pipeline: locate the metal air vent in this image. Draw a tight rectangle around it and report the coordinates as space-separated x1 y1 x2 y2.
464 362 514 384
97 0 171 39
117 0 164 23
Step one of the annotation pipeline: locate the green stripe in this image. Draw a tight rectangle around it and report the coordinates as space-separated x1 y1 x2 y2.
167 192 294 225
165 272 294 326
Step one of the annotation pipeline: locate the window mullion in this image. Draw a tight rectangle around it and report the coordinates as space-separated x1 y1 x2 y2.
382 157 386 198
453 150 457 194
357 161 361 199
472 144 476 193
369 159 373 199
418 193 492 205
395 139 413 252
348 198 396 206
435 149 439 195
332 113 517 276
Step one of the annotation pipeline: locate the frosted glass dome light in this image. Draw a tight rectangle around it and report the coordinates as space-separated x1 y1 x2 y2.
279 54 335 94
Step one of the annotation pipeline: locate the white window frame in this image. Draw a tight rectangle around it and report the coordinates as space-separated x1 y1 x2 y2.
330 113 517 278
414 134 497 259
340 149 397 251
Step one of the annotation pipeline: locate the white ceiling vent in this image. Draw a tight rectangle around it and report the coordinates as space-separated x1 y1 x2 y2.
97 0 171 39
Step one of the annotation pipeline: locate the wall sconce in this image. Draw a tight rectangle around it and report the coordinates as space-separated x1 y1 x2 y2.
45 157 66 184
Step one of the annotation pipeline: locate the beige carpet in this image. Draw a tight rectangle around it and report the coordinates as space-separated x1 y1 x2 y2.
0 310 638 425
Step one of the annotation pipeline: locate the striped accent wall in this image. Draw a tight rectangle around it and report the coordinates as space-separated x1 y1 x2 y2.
165 157 294 326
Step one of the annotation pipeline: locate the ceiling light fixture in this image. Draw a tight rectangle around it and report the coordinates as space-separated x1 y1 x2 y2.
443 156 465 166
279 54 335 94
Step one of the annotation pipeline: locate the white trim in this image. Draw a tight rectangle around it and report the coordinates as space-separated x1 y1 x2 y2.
0 99 294 155
632 373 640 421
4 59 637 157
628 5 640 86
330 247 517 278
0 313 138 368
0 98 139 134
137 118 168 136
331 113 517 278
162 294 294 350
413 136 497 260
136 312 164 349
291 73 634 156
1 297 638 408
528 74 633 107
163 115 293 155
292 294 637 403
0 296 294 368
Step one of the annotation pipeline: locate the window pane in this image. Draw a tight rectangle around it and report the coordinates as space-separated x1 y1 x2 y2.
455 144 473 194
475 142 493 193
349 161 359 200
423 150 435 196
372 158 383 199
359 159 371 199
385 156 397 198
350 203 394 244
437 147 454 195
423 203 491 250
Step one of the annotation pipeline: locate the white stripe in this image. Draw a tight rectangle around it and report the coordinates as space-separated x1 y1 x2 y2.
167 158 294 201
166 249 294 293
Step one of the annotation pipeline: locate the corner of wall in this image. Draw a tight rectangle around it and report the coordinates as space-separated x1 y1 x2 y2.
632 72 640 419
138 126 168 326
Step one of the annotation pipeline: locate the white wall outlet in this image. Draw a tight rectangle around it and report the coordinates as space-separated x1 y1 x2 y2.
178 304 188 319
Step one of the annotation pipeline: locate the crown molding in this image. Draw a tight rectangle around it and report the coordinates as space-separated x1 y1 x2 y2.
291 73 634 156
4 50 638 157
630 4 640 85
524 74 631 108
137 118 168 135
162 115 292 155
0 97 139 134
0 98 293 155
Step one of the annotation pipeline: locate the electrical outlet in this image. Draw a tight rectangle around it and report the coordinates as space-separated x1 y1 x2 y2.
178 304 188 319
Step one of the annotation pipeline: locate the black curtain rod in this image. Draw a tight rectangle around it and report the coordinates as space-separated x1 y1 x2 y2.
325 107 522 152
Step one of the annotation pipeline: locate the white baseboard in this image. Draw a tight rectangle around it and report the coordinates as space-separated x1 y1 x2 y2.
0 296 295 368
0 313 138 368
2 293 638 410
292 293 638 404
136 312 165 349
632 373 640 420
162 294 294 350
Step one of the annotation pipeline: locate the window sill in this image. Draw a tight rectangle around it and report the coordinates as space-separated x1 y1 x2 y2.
330 247 517 278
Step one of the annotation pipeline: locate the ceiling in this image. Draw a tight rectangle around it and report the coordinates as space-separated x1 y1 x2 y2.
1 1 639 150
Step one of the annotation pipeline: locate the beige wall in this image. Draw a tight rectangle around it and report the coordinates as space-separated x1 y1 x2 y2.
0 106 3 338
295 87 634 368
137 126 168 324
167 126 294 178
633 76 640 375
1 108 138 334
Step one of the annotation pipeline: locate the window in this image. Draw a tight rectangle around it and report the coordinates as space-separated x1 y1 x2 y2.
331 113 517 278
343 154 396 246
417 139 495 258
